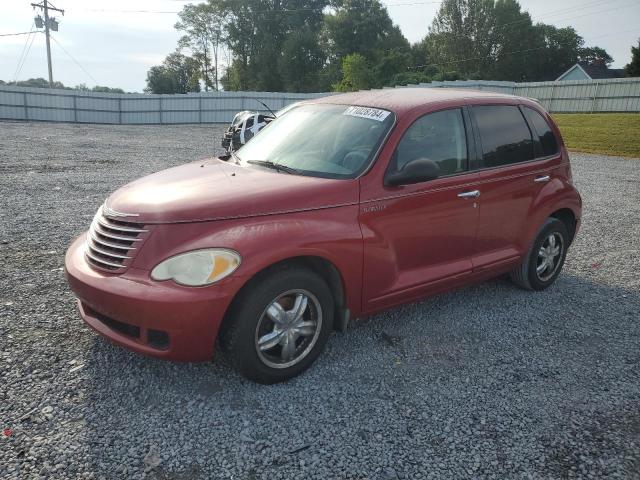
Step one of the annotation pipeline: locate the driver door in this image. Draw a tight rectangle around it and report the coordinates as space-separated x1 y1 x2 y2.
359 107 482 312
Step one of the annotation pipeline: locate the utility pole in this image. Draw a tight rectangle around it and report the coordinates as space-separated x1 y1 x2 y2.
31 1 64 87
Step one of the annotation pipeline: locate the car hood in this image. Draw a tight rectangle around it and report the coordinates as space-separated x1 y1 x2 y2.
105 158 359 224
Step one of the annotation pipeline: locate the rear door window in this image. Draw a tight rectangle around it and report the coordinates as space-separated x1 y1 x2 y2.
473 105 534 168
522 107 559 157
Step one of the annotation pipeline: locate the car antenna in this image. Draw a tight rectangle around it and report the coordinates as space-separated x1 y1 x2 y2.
257 100 277 117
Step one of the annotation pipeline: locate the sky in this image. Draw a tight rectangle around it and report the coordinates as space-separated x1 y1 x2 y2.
0 0 638 92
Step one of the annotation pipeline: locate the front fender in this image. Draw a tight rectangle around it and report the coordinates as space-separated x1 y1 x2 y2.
131 205 364 317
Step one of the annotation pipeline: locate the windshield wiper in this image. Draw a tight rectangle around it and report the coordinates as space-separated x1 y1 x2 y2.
246 160 300 175
230 149 241 165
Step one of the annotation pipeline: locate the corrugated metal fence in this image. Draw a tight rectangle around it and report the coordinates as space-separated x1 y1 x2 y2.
415 78 640 113
0 87 324 124
1 77 639 125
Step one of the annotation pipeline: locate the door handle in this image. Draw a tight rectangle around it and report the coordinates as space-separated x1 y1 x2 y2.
534 175 550 183
457 190 480 199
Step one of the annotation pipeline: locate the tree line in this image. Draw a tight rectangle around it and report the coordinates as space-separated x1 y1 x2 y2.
146 0 640 94
0 78 125 93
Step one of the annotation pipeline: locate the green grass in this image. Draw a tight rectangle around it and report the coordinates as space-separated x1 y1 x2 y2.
552 113 640 158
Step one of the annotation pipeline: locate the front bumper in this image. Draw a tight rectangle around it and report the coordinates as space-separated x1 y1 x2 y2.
64 234 240 362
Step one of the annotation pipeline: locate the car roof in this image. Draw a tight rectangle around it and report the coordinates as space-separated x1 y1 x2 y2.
307 88 530 115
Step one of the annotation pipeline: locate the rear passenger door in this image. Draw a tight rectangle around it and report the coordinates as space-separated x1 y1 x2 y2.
469 104 561 272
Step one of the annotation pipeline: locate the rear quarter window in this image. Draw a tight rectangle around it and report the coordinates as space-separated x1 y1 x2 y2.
523 107 559 157
473 105 534 168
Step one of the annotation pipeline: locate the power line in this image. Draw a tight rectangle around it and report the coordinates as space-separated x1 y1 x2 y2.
74 1 445 15
535 0 639 29
410 25 639 71
73 0 622 17
0 31 40 37
50 35 98 84
13 24 35 82
78 9 180 13
14 31 38 83
408 0 637 67
431 0 632 40
47 0 635 37
71 0 633 26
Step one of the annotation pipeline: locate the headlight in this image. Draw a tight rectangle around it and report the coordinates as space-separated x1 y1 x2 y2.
151 249 241 286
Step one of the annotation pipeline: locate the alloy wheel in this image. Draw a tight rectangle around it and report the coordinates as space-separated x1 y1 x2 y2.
536 232 564 281
254 289 322 369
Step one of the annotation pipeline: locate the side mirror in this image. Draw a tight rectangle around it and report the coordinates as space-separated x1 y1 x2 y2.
385 158 440 186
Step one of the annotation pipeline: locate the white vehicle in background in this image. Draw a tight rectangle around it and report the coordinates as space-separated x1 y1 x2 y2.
221 101 301 153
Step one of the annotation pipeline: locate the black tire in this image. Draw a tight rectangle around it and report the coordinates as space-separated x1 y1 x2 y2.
221 266 333 384
510 217 569 291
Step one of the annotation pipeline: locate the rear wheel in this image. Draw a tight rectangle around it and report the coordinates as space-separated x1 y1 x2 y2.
510 217 569 291
222 267 333 384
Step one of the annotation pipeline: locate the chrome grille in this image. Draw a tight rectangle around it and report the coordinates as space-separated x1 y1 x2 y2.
85 206 147 271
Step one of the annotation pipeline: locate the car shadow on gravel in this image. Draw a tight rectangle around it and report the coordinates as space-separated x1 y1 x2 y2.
79 273 640 479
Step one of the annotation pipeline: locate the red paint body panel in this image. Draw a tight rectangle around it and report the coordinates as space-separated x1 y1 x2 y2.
106 159 358 224
65 88 582 362
65 235 240 361
359 171 481 311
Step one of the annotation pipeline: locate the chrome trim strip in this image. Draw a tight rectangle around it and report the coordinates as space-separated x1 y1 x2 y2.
93 223 143 242
85 250 125 269
88 230 136 251
87 241 131 260
97 216 148 233
103 205 139 218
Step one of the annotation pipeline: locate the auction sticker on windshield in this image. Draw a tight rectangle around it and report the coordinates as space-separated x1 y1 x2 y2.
343 106 391 122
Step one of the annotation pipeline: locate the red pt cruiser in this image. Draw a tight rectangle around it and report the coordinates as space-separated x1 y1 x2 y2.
65 89 582 383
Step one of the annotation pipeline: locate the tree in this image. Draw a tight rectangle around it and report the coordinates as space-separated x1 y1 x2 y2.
91 86 125 94
325 0 408 59
420 0 614 82
531 24 583 80
145 51 201 94
220 0 258 90
278 27 326 92
426 0 496 79
3 78 125 91
162 0 624 92
374 49 412 86
332 53 373 91
175 2 227 90
146 66 178 94
578 46 613 66
625 38 640 76
221 0 328 92
490 0 541 81
11 77 67 89
324 0 411 88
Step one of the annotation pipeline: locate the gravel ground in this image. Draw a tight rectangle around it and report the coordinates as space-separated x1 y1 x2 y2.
1 121 639 480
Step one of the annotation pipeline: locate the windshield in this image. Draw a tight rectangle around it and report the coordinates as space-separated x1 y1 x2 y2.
235 104 395 179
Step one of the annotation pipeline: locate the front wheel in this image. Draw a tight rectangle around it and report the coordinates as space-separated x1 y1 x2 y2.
510 217 569 291
221 267 333 384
